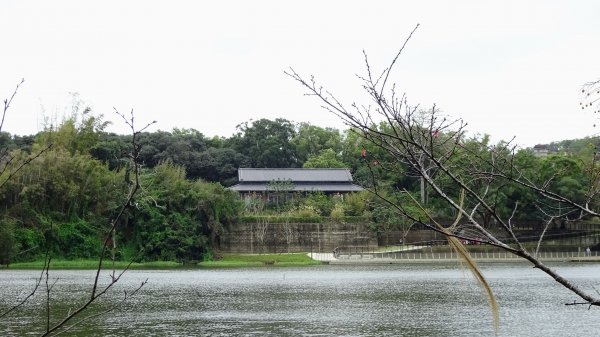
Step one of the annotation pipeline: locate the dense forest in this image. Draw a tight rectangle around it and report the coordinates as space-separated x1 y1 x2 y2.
1 105 598 264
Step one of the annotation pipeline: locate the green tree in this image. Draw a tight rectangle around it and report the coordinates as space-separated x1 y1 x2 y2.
292 122 343 164
303 148 347 168
537 155 587 209
192 179 242 251
196 147 250 186
0 219 16 265
36 95 110 156
4 148 122 221
90 132 130 170
233 118 299 168
132 161 241 261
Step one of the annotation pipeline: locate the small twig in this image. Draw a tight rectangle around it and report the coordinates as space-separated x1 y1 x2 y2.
1 78 24 133
54 279 148 336
378 24 419 98
0 251 50 318
565 300 598 309
39 109 154 337
45 256 52 333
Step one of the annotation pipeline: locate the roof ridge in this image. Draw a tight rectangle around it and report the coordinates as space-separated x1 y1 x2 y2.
238 168 349 170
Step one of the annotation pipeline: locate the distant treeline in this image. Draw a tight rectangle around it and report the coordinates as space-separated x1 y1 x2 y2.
1 109 597 263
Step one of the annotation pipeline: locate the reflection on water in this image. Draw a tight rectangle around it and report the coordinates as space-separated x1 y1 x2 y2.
1 263 600 336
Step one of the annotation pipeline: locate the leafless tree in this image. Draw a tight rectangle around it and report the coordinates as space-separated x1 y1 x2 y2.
282 216 294 253
0 79 52 190
255 217 270 253
287 23 600 328
1 81 53 319
34 109 155 336
0 80 156 336
581 79 600 127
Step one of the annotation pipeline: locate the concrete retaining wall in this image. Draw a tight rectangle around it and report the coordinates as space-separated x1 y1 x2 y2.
220 221 377 253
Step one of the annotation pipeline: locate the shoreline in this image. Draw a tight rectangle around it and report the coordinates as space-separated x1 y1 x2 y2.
3 253 600 270
324 257 600 265
312 252 600 265
1 253 320 270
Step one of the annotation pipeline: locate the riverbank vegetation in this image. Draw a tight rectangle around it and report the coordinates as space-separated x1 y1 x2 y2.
4 259 181 270
1 96 599 266
4 253 319 269
200 253 321 267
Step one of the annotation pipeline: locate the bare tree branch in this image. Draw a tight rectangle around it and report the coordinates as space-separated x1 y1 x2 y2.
288 28 600 315
37 109 155 337
52 278 148 336
1 78 24 133
1 82 156 335
0 252 51 318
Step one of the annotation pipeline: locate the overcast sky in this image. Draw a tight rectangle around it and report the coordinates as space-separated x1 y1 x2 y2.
1 0 599 147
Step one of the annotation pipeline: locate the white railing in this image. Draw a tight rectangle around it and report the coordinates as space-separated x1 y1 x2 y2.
335 250 599 260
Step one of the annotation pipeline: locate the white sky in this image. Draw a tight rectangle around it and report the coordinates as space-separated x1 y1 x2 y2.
1 0 599 147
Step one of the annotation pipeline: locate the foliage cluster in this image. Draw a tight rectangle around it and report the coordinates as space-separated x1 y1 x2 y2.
0 111 241 264
2 104 597 264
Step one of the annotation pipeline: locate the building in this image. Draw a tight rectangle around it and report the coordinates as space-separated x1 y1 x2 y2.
532 144 558 157
229 168 363 198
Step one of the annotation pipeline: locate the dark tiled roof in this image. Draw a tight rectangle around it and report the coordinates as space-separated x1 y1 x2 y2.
230 183 363 192
230 168 364 193
238 168 353 182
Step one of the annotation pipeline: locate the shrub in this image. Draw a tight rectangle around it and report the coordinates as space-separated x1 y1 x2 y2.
54 220 102 259
302 192 334 215
342 191 369 216
13 227 45 261
0 219 16 265
330 204 345 221
295 205 320 218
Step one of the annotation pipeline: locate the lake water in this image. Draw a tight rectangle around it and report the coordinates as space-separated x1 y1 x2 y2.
1 263 600 336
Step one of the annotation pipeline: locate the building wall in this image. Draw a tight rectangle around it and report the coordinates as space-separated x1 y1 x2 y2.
220 221 377 253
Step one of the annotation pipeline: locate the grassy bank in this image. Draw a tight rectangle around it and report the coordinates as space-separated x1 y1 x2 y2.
201 253 321 267
6 260 181 270
4 253 321 270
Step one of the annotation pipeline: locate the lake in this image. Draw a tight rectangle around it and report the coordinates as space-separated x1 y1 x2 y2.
1 262 600 336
